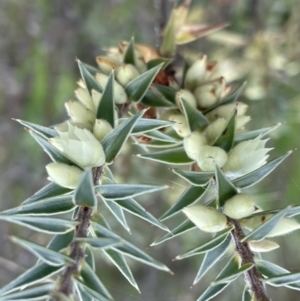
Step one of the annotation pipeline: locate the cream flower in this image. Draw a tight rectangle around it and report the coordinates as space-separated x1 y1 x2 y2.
223 136 272 178
183 132 207 160
196 145 228 171
223 194 256 219
50 122 106 168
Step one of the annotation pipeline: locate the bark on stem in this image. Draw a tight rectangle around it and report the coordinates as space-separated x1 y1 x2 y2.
54 165 104 299
228 218 270 301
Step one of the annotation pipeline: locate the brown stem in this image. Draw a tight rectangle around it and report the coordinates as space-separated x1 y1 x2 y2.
228 218 270 301
54 166 104 299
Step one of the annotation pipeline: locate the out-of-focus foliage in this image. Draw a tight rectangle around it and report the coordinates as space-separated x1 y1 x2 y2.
0 0 300 300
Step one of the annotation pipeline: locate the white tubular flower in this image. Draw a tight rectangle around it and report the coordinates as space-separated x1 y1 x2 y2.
194 85 218 109
65 101 95 124
184 55 207 90
176 89 197 111
46 163 83 189
223 194 256 219
248 240 279 253
115 64 139 87
183 205 227 233
223 136 271 178
204 118 227 144
74 87 95 111
205 102 248 122
96 56 121 75
95 73 127 104
241 215 300 238
169 114 191 137
196 145 228 172
93 119 113 142
50 123 106 168
183 132 207 160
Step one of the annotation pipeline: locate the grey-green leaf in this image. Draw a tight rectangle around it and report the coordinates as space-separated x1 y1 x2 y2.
1 195 75 216
125 64 163 102
47 231 74 252
138 147 193 165
0 216 77 234
153 84 176 103
171 169 213 186
263 272 300 287
193 235 232 285
233 151 292 188
102 111 144 163
215 164 237 207
123 37 135 65
96 71 115 128
160 185 207 221
241 207 290 242
143 129 178 142
73 168 96 207
180 98 209 131
131 118 174 134
78 59 103 94
104 249 140 292
10 236 75 267
242 286 252 301
76 237 121 249
141 89 176 107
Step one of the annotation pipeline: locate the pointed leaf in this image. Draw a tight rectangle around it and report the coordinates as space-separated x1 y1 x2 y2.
22 182 71 205
138 139 179 148
96 184 167 200
171 169 213 186
85 246 95 270
213 109 236 152
151 219 196 246
0 283 53 301
96 71 115 127
161 186 207 220
241 207 290 242
103 198 130 232
215 164 237 207
235 123 281 143
1 195 75 216
10 236 75 266
82 62 99 74
123 37 135 65
75 281 110 301
125 64 163 102
181 98 209 131
29 131 78 166
263 272 300 287
131 118 174 134
175 227 232 260
104 249 140 292
73 168 96 207
116 198 169 231
101 111 144 163
153 84 176 103
76 237 121 249
78 60 103 94
146 57 171 70
138 147 193 165
14 119 57 139
80 261 113 300
0 263 61 295
143 130 178 142
242 286 252 301
233 151 292 188
47 231 74 252
141 89 176 107
160 7 176 56
0 216 77 234
193 235 232 285
76 283 94 301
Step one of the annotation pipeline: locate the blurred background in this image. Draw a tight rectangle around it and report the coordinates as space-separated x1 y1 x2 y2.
0 0 300 300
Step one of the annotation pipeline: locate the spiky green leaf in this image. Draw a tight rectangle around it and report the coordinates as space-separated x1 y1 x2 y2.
76 237 121 249
146 57 171 70
242 286 252 301
141 89 176 107
263 272 300 287
153 84 176 103
142 130 178 142
131 118 174 134
171 169 213 186
123 37 135 65
47 231 74 252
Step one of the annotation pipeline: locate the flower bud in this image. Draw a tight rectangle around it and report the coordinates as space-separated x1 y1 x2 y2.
223 194 256 219
95 73 127 104
223 136 271 178
205 103 248 122
236 115 251 130
74 87 95 111
241 215 300 237
184 55 207 90
46 163 83 189
248 240 279 253
183 132 207 160
50 123 106 168
169 114 191 137
96 56 121 75
93 119 113 141
194 85 218 109
204 118 227 144
65 101 95 124
115 64 139 87
183 205 227 233
176 89 197 111
196 145 228 171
